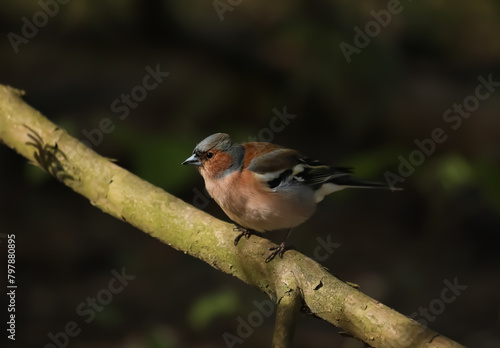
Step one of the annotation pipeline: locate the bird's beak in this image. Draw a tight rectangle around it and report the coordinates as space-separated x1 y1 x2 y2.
182 154 202 166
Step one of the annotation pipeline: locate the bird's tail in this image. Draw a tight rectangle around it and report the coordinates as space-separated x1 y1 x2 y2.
333 175 403 191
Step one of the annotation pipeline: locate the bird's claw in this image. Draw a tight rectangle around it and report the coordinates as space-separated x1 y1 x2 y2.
234 226 253 246
265 242 287 263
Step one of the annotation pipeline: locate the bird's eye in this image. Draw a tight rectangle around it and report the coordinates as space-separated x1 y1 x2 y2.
206 152 214 159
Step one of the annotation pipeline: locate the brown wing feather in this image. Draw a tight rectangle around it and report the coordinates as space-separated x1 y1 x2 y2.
243 143 299 174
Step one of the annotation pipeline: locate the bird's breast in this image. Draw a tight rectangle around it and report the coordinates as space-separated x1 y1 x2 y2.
204 170 316 232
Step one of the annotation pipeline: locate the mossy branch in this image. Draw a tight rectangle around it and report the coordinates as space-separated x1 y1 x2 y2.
0 84 464 348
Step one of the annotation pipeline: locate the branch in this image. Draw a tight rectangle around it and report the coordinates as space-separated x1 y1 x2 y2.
272 284 301 348
0 84 464 348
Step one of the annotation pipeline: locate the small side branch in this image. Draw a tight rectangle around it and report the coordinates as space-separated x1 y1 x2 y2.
272 289 302 348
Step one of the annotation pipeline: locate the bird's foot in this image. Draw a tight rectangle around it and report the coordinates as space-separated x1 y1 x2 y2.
234 226 254 246
265 242 287 263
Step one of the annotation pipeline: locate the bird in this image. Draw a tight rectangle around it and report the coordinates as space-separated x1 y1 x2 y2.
182 133 400 262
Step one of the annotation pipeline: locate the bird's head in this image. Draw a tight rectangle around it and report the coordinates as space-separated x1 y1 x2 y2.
182 133 245 179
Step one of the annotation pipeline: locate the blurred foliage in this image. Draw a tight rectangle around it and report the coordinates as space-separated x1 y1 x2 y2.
186 287 239 331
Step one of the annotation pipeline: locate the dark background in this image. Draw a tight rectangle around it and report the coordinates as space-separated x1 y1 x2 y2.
1 1 500 347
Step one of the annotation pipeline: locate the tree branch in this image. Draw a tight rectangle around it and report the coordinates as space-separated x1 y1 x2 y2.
272 284 301 348
0 84 465 348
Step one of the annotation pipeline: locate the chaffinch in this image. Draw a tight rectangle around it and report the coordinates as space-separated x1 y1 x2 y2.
182 133 399 262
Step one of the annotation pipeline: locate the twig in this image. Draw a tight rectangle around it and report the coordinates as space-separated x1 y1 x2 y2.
272 288 302 348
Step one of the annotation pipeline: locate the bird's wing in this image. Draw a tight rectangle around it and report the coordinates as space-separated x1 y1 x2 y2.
246 148 299 173
245 144 393 193
245 146 301 183
245 144 350 189
294 157 353 189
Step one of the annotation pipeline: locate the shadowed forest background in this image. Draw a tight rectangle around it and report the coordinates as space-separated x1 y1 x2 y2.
1 1 500 347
